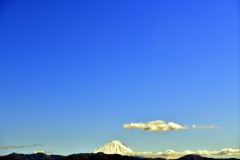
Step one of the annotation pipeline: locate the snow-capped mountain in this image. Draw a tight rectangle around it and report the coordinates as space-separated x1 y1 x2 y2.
93 140 240 159
93 140 134 155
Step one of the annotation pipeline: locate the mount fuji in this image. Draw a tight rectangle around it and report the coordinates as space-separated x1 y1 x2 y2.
93 140 135 155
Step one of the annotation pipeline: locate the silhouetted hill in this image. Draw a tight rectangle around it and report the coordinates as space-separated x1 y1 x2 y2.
179 154 239 160
0 153 64 160
178 154 207 160
0 153 238 160
61 153 167 160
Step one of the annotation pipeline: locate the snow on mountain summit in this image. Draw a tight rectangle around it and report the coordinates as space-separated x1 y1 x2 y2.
93 140 134 155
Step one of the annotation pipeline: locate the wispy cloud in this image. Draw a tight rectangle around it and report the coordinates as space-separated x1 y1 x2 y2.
0 144 44 150
0 145 27 150
32 144 44 147
123 120 218 132
191 125 219 129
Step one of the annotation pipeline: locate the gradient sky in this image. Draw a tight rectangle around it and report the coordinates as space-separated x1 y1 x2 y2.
0 0 239 156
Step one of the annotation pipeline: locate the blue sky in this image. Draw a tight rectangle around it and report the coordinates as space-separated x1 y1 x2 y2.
0 0 239 156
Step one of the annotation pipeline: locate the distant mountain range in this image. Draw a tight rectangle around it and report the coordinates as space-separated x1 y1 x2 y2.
0 140 239 160
0 152 239 160
92 140 240 159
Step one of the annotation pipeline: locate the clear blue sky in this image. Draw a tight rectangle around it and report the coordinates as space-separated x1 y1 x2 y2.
0 0 239 156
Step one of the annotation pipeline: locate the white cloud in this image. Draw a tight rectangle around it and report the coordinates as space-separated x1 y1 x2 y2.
33 150 45 154
123 120 218 132
123 120 188 131
133 148 240 159
215 148 240 155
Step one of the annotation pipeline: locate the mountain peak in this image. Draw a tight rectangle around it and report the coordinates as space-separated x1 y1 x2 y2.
108 140 127 145
93 140 134 155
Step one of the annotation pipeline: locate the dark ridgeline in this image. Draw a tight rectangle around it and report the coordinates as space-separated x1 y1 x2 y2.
0 153 239 160
0 153 63 160
178 155 239 160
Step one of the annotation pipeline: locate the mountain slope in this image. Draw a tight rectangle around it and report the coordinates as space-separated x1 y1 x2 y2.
93 140 134 155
